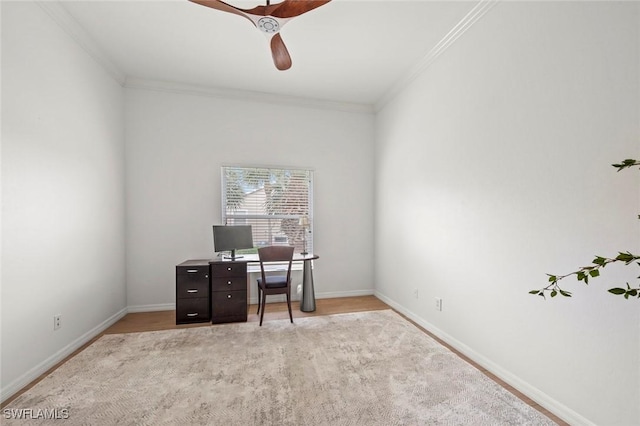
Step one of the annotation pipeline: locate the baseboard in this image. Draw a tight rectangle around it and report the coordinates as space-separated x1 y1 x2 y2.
316 289 375 299
374 291 595 426
1 307 128 404
127 303 175 313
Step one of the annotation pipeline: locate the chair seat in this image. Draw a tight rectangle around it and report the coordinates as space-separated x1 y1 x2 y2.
257 275 288 289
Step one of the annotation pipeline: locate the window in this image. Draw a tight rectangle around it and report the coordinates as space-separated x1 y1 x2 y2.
221 166 313 254
229 209 248 225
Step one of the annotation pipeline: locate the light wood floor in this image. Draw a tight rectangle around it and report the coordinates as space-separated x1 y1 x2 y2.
2 296 566 424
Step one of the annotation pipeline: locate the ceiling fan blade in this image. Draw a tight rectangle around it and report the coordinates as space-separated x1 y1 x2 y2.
270 33 292 70
188 0 250 21
270 0 332 19
242 4 281 17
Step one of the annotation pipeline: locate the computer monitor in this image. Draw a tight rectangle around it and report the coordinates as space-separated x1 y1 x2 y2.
212 225 254 260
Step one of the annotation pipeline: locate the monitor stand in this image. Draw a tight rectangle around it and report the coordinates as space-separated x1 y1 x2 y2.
223 249 243 260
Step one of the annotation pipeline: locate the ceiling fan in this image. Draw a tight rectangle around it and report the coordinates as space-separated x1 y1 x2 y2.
189 0 332 71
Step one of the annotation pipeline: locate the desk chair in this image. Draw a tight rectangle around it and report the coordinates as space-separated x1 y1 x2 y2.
256 245 294 326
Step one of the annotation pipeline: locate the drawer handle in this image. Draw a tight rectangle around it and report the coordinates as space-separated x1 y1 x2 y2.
227 280 232 285
227 267 232 271
205 274 209 278
187 313 199 317
187 269 198 273
227 294 232 298
187 289 198 293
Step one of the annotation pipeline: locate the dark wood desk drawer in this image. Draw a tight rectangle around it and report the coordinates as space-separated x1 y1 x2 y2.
176 266 209 282
176 279 209 298
211 290 247 323
176 297 210 324
210 263 247 278
211 276 246 292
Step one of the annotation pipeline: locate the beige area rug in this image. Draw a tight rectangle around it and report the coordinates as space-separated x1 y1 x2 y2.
4 310 556 425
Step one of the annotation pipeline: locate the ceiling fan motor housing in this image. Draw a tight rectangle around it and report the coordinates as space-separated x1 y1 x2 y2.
257 16 280 33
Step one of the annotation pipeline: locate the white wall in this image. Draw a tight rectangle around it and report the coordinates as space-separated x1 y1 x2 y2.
1 2 126 399
125 88 375 309
374 2 639 425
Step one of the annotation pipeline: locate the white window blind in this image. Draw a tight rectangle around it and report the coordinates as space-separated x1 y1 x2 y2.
221 166 313 254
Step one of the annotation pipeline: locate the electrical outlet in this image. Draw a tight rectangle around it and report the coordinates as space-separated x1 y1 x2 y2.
435 297 442 311
54 314 61 330
413 288 419 299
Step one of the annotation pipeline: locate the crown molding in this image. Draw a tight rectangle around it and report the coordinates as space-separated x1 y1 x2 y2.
36 1 126 85
374 0 499 112
124 76 375 114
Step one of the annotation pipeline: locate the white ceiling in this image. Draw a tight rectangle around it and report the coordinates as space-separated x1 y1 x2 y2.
59 0 477 106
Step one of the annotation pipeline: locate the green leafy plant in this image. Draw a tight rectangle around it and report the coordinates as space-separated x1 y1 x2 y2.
530 159 640 300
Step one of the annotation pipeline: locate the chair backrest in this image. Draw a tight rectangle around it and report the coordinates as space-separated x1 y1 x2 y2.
258 245 295 286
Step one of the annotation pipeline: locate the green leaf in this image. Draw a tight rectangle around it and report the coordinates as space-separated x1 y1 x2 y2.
613 159 640 171
529 290 541 294
547 275 557 283
559 290 572 297
550 290 557 297
577 272 586 281
588 269 600 278
616 252 635 263
608 288 626 295
615 252 627 261
628 289 638 297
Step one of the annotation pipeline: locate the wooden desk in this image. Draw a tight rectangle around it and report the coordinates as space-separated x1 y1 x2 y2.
176 254 319 325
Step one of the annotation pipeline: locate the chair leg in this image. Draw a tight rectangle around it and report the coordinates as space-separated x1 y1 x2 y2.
259 291 267 326
256 285 261 315
286 291 293 323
